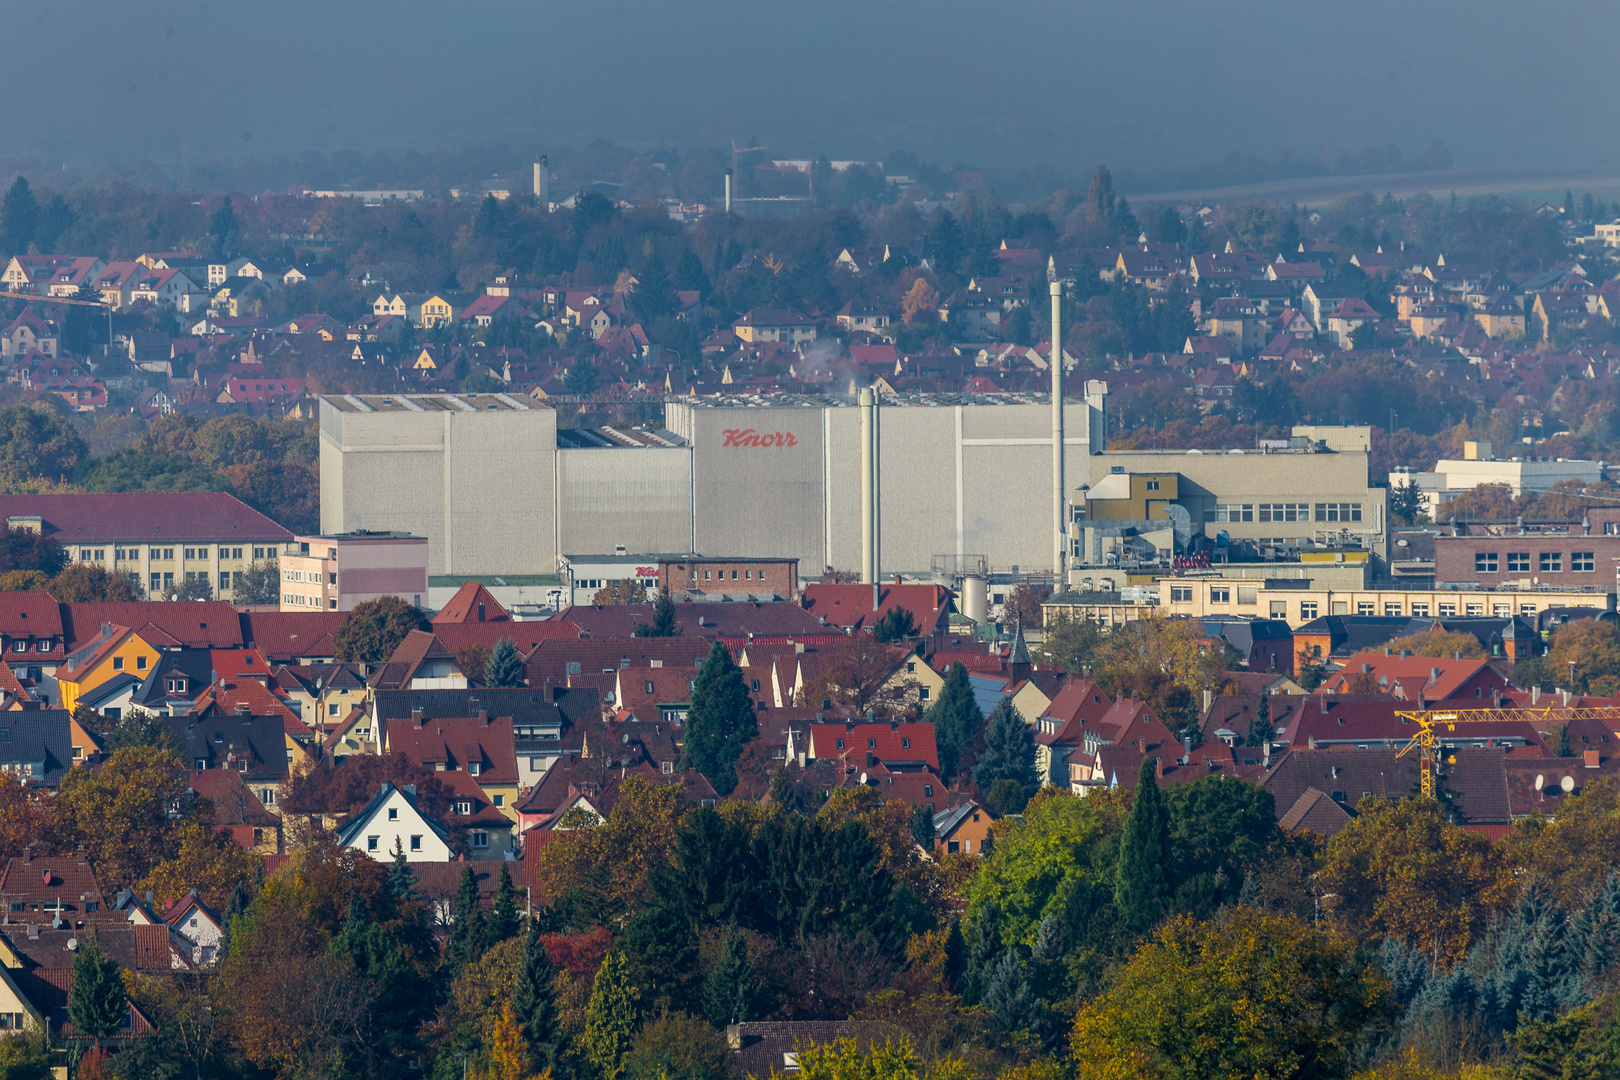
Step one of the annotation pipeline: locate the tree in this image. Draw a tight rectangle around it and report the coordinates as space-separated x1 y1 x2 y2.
54 745 188 888
0 1025 50 1079
1390 479 1426 525
512 920 559 1066
1069 910 1395 1080
798 634 917 719
1 177 38 256
1245 693 1271 747
448 865 487 973
1317 795 1514 964
1037 615 1105 674
1350 321 1379 350
927 662 981 784
973 699 1036 798
175 574 214 602
142 819 261 913
582 950 639 1080
485 637 525 687
332 596 430 663
901 278 939 326
593 580 648 605
1381 627 1487 660
873 606 918 643
488 864 521 944
532 775 683 922
622 1011 732 1080
208 196 241 260
1545 618 1620 696
232 557 280 605
1114 757 1171 934
703 928 759 1027
634 591 681 637
388 837 418 902
683 640 757 796
457 643 493 685
69 935 128 1051
909 804 935 849
0 403 88 484
0 526 66 577
47 563 140 602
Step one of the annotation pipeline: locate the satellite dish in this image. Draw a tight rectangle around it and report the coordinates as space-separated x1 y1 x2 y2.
1535 774 1545 790
859 771 868 784
66 938 78 951
1561 775 1576 793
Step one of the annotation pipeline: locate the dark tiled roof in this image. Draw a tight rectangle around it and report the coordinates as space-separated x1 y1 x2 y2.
375 687 586 731
164 715 288 783
0 711 72 787
728 1021 850 1078
0 492 292 543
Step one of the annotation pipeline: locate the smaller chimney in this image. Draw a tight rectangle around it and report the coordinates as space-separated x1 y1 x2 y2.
478 709 489 726
542 679 554 704
412 707 424 727
1202 689 1212 712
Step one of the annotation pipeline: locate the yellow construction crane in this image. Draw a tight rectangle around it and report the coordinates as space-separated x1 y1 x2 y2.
1395 705 1620 798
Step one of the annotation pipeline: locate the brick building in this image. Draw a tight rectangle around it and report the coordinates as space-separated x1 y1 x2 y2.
657 555 799 597
1433 509 1620 592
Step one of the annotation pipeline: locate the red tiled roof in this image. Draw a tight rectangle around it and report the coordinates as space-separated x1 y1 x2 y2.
432 582 510 624
800 584 953 633
386 713 519 785
0 591 64 638
807 722 939 770
240 611 345 662
0 492 293 544
1321 652 1511 703
63 602 244 651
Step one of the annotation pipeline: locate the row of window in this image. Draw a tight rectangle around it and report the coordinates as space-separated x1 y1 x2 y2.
283 569 335 584
1203 503 1364 523
9 640 51 653
93 545 271 563
283 593 336 608
1174 587 1538 621
1475 552 1596 573
148 572 233 592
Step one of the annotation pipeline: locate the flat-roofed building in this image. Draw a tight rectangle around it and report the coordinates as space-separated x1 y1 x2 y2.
280 531 429 612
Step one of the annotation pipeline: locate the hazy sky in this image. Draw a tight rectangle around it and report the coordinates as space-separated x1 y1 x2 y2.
5 0 1619 177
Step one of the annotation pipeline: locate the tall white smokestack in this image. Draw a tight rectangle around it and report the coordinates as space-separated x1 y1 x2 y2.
860 389 874 584
724 169 732 214
534 155 550 207
1051 280 1065 579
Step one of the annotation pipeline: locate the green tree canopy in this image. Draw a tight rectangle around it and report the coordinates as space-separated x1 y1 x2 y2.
332 596 430 663
1114 757 1172 934
484 636 525 687
973 698 1036 798
683 640 757 795
68 934 127 1047
926 662 980 783
0 403 87 484
583 949 640 1080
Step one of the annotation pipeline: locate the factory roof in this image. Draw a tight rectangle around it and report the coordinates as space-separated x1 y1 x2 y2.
555 425 686 448
322 393 540 413
673 390 1075 408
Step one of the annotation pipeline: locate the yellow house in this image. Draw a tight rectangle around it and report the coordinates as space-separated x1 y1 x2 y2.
416 294 455 328
412 348 438 371
55 625 160 713
1473 304 1525 339
0 954 46 1034
324 707 380 759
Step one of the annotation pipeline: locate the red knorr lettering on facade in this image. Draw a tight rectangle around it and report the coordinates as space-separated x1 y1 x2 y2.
721 428 798 448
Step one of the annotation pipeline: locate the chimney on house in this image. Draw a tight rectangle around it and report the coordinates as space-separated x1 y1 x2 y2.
412 707 424 727
542 679 554 704
478 709 489 725
477 601 486 622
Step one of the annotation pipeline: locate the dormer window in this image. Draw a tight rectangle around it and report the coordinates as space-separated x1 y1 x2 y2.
454 800 472 815
468 762 481 776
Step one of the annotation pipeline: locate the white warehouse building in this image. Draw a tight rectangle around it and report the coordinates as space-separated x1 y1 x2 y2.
319 388 1110 577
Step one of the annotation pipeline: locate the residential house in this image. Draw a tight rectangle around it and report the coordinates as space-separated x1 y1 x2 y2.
933 801 992 856
334 782 453 862
53 624 159 713
385 711 521 820
732 309 817 346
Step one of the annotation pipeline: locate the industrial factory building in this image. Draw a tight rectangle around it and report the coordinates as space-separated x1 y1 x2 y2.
319 389 1109 577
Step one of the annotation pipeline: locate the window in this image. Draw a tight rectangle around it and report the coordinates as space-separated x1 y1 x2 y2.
136 655 146 670
468 762 481 776
410 835 421 852
924 784 933 797
471 830 489 848
112 656 123 671
1237 586 1257 605
661 760 674 774
1171 586 1193 603
1540 552 1563 572
1206 503 1254 523
184 547 196 560
328 703 340 717
1411 603 1429 616
455 800 472 815
835 738 844 750
1573 552 1595 572
1385 603 1403 616
1145 479 1160 491
1259 503 1310 522
1520 604 1537 616
1357 602 1375 615
901 737 911 749
645 680 654 694
1315 503 1363 522
219 572 231 590
1466 603 1484 616
233 547 243 559
8 641 21 653
1475 552 1498 572
1508 552 1530 572
1210 587 1231 603
388 807 399 821
1438 602 1457 616
919 686 930 700
867 738 877 749
493 794 504 807
1300 602 1318 620
367 835 379 851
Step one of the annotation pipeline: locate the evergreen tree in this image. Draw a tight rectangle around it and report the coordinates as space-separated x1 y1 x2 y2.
683 640 757 796
981 949 1038 1035
1 177 39 256
1570 871 1620 984
635 590 681 637
942 917 967 993
873 606 918 643
909 804 935 849
488 864 521 944
1114 756 1172 934
68 935 126 1050
927 662 980 782
387 837 418 902
484 636 525 687
513 920 559 1068
447 865 487 972
973 698 1036 796
702 928 758 1027
208 195 241 260
1246 694 1271 747
768 763 793 806
1556 723 1574 758
961 902 1002 1006
583 950 640 1080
